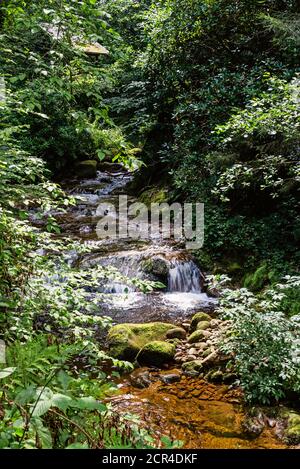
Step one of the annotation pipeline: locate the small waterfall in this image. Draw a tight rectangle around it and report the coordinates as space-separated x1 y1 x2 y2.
168 260 202 293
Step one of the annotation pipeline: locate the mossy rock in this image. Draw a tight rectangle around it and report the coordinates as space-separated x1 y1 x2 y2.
75 160 97 178
139 187 168 207
188 330 209 344
196 321 211 331
285 412 300 444
190 312 212 332
182 360 203 376
142 257 169 278
137 341 176 367
166 327 187 340
107 322 175 360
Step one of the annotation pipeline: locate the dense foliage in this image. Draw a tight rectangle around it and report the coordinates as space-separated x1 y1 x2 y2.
108 0 300 272
0 0 300 448
216 275 300 404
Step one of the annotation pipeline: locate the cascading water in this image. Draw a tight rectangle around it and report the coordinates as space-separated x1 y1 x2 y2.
168 260 203 293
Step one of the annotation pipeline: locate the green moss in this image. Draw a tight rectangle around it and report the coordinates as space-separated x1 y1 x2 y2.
108 322 175 360
285 412 300 444
182 360 203 376
188 330 209 343
137 341 176 366
75 160 97 178
190 312 212 332
142 257 169 278
196 321 211 331
139 186 168 207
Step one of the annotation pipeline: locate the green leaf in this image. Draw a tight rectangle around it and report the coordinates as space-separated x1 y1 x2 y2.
72 396 107 411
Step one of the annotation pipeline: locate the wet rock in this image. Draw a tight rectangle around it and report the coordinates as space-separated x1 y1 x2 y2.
182 360 203 376
188 329 211 343
108 322 175 360
75 160 97 178
130 370 152 389
137 341 176 367
196 320 211 331
160 373 181 384
166 327 187 340
142 256 169 281
190 312 212 332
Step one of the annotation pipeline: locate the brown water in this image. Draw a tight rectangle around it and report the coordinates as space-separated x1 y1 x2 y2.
49 168 287 449
110 369 286 449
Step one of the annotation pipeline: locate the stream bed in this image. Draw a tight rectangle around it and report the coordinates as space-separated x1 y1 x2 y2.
56 167 287 449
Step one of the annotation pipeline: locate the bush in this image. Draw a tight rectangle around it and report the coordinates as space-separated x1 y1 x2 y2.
218 277 300 404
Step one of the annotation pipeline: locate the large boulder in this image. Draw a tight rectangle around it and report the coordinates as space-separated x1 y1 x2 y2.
190 312 212 332
142 257 170 278
107 322 175 360
137 341 176 367
75 160 97 178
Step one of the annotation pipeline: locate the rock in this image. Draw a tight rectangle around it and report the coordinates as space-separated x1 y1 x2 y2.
130 370 152 389
181 322 191 331
139 187 169 207
182 360 203 376
207 369 224 383
166 327 187 340
137 341 176 367
195 342 207 350
222 372 237 384
107 322 175 360
202 350 218 366
188 347 198 356
242 416 264 439
285 412 300 444
202 347 212 358
188 330 210 343
98 162 124 173
75 160 97 178
196 320 211 331
210 319 221 329
190 312 212 332
142 257 169 278
160 373 181 384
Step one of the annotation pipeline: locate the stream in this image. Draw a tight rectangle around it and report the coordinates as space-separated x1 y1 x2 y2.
55 167 286 449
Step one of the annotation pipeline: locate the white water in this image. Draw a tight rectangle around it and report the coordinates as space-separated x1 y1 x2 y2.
62 169 216 321
168 260 203 293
